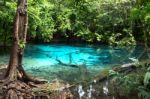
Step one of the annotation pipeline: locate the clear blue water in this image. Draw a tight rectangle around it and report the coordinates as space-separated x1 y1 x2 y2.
0 44 148 83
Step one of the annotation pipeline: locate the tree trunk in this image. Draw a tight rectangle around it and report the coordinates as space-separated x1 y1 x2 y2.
4 0 45 83
5 0 28 81
0 0 46 98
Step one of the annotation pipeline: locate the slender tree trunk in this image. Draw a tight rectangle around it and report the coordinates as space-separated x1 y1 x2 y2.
5 0 28 81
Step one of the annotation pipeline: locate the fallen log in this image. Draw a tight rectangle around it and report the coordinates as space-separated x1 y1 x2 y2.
56 59 79 68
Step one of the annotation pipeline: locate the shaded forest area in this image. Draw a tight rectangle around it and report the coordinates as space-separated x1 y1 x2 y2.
0 0 150 99
0 0 150 46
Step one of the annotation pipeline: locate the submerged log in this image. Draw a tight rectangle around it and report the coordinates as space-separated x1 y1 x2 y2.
56 59 79 68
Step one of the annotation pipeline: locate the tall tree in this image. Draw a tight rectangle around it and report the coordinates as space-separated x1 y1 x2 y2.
0 0 46 98
5 0 28 81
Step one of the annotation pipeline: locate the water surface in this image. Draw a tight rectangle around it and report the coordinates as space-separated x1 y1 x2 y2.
0 44 148 83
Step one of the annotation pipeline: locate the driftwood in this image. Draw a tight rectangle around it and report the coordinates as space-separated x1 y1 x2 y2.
68 60 150 88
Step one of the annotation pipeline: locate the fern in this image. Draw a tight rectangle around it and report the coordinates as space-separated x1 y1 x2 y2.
144 71 150 86
138 86 150 99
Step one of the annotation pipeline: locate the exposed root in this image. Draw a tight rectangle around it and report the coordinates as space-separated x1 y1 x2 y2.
0 65 47 98
5 89 18 99
0 77 11 83
1 80 33 99
0 78 14 88
0 69 47 99
17 65 47 84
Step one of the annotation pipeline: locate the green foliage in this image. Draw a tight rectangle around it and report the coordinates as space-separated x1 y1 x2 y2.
144 68 150 86
18 40 26 49
0 0 138 45
130 1 150 45
112 73 141 94
111 64 150 99
141 71 150 99
138 86 150 99
28 0 55 42
0 0 149 45
0 0 16 46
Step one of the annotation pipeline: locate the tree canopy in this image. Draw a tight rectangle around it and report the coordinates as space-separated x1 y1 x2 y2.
0 0 150 45
0 0 150 99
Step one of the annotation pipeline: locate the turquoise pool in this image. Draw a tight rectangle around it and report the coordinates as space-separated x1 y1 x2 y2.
0 44 148 83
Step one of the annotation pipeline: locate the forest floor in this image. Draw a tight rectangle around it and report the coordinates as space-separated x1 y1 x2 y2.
0 62 148 99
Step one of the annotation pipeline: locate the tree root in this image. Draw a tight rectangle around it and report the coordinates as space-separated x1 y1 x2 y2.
0 65 48 98
0 77 14 88
17 65 48 84
1 80 33 99
5 89 19 99
0 70 47 99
